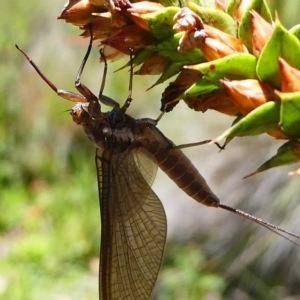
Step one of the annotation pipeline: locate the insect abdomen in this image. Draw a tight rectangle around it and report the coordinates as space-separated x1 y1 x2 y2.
145 140 220 207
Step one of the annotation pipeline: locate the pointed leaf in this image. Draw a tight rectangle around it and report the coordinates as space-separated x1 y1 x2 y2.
148 62 184 88
278 91 300 137
244 140 300 177
213 101 281 143
183 54 257 98
132 48 155 67
187 53 257 83
257 18 300 89
139 7 180 40
289 24 300 41
187 0 237 36
238 0 272 51
153 32 206 63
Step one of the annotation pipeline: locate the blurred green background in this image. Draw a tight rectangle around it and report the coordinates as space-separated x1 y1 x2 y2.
1 0 300 299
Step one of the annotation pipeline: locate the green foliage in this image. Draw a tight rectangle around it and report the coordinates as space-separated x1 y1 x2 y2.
157 242 225 300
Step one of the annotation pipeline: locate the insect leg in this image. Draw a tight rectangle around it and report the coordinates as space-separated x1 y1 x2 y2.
98 49 120 108
120 48 134 113
73 24 99 104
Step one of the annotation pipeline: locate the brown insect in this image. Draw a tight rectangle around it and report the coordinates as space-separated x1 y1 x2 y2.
16 28 300 299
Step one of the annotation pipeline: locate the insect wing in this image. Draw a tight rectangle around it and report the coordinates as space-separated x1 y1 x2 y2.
96 147 167 300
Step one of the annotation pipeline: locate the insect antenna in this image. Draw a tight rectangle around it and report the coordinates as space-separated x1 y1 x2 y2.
15 44 59 94
219 203 300 246
16 23 96 104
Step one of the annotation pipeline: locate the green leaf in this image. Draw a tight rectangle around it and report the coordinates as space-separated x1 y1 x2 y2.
153 32 206 64
132 48 155 67
244 140 300 177
225 0 239 17
144 7 180 40
148 62 184 88
187 0 237 36
183 77 219 98
289 24 300 42
190 53 257 82
257 18 300 89
279 91 300 137
213 101 281 144
238 0 272 51
183 53 257 98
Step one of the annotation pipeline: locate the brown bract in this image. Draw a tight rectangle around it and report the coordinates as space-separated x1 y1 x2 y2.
161 69 202 111
101 24 152 54
173 7 204 32
173 8 206 53
173 8 247 59
235 0 252 22
199 36 242 61
184 89 240 115
204 24 246 53
100 45 127 61
126 1 164 15
135 54 170 75
80 14 118 40
250 10 273 57
221 79 279 115
278 57 300 92
124 2 165 32
215 0 226 11
58 0 104 26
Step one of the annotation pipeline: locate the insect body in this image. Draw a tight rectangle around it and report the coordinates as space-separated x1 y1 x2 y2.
70 75 219 298
16 27 300 299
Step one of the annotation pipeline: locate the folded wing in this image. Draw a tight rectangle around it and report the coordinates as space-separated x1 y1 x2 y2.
96 147 167 300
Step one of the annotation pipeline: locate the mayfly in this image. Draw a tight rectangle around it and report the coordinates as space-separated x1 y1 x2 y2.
16 28 300 299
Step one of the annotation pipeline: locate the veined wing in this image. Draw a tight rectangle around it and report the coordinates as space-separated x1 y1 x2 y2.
95 147 167 300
